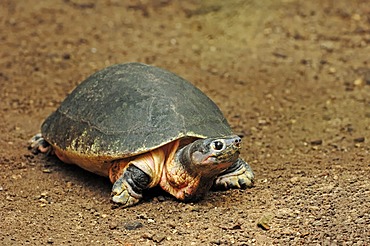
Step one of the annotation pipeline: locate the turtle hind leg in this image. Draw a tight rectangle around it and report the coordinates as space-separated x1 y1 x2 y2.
28 133 53 155
212 158 254 190
111 163 151 207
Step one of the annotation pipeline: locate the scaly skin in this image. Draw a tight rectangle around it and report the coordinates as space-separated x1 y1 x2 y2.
159 139 235 201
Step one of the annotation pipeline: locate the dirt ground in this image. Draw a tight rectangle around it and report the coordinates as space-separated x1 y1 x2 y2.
1 0 369 245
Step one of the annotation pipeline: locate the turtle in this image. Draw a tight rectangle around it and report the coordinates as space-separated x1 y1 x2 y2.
29 62 254 207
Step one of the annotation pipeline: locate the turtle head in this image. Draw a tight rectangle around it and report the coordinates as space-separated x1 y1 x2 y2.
188 135 242 173
160 135 242 202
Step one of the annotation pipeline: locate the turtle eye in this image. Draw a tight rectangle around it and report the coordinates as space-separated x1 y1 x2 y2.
212 141 224 151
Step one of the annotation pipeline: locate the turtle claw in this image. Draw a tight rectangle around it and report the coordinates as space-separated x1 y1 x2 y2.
111 164 151 207
111 188 141 207
111 177 141 207
28 133 53 155
213 158 254 190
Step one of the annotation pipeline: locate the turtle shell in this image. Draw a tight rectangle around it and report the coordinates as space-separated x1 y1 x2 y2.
42 63 233 160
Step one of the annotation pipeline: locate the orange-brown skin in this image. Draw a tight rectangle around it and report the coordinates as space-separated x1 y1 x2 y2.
53 139 233 201
108 142 172 189
108 140 209 201
53 140 205 200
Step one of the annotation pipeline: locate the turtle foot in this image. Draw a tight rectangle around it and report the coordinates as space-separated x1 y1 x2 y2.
111 183 141 207
28 133 53 155
111 164 151 207
213 158 254 190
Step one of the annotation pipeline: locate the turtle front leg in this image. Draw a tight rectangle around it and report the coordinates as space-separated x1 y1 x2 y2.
28 133 53 155
110 148 165 207
212 158 254 190
111 164 151 207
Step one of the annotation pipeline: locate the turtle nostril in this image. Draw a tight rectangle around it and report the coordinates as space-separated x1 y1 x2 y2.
234 137 242 148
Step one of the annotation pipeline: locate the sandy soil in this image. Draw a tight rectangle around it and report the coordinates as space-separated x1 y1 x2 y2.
1 0 369 245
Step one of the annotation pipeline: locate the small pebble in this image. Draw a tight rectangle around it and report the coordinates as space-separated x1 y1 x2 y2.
313 220 323 226
66 181 73 188
257 213 274 230
123 221 143 230
258 119 269 125
353 78 364 86
353 137 365 143
152 233 166 243
42 169 52 173
257 221 270 230
328 67 336 74
138 213 148 219
231 223 242 230
310 139 323 145
62 53 71 60
211 240 222 245
157 196 166 202
142 233 154 240
320 41 334 52
40 192 48 197
39 197 48 202
352 13 361 21
355 218 365 224
290 177 300 183
109 222 118 230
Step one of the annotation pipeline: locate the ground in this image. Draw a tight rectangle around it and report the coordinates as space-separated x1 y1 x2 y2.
1 0 369 245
